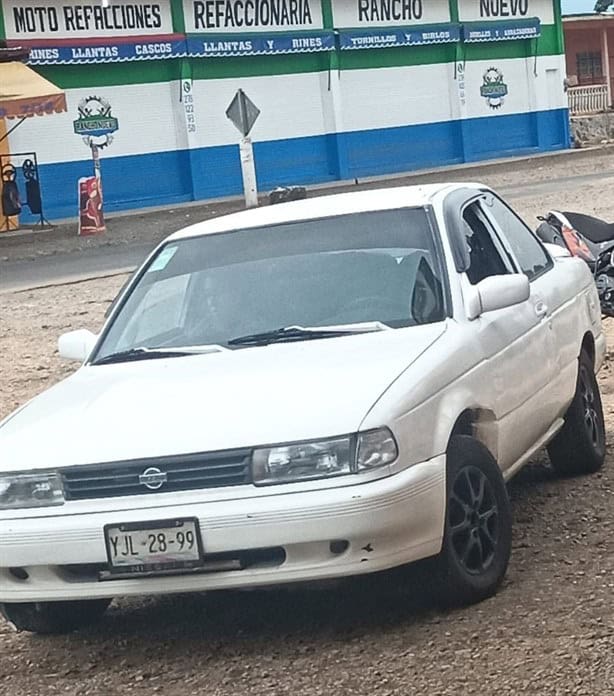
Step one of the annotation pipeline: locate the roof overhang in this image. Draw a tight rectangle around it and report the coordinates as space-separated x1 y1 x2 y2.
563 13 614 21
0 46 30 63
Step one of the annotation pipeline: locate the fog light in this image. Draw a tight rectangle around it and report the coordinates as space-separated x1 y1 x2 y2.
8 567 29 581
329 540 349 555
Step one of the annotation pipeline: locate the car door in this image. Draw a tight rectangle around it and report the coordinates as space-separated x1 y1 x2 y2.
481 192 580 417
460 197 557 472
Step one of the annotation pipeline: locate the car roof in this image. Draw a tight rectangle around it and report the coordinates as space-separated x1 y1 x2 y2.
168 182 484 242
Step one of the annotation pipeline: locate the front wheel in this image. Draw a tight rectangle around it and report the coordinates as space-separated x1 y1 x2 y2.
0 598 111 634
547 349 605 476
434 435 512 607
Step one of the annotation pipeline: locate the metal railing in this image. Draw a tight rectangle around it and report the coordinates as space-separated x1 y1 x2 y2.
568 84 609 115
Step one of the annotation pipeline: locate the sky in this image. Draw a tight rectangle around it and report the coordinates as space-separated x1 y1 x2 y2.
561 0 597 14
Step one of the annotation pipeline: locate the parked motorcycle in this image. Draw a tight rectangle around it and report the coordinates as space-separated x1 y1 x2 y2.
535 210 614 317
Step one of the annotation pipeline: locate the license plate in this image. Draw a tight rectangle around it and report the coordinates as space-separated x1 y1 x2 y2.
104 518 203 575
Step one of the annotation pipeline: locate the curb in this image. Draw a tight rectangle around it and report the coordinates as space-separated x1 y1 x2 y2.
0 267 134 295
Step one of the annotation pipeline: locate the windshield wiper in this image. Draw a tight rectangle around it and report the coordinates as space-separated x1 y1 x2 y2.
92 345 226 365
227 323 388 347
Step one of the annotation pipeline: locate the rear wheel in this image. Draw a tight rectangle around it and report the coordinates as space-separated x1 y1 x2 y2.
547 350 605 476
0 598 111 635
434 435 512 607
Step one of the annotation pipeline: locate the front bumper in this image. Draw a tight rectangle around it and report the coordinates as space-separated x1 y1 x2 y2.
0 456 445 603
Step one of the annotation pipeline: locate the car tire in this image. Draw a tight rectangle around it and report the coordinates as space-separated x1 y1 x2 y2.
434 435 512 607
0 598 111 635
547 350 606 477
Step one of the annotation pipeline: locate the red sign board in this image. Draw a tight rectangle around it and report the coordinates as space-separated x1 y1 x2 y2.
78 176 105 236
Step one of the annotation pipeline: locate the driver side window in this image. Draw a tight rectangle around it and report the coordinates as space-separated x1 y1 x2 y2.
462 202 509 285
482 195 552 281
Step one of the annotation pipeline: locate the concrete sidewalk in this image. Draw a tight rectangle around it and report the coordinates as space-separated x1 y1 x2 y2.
1 144 611 266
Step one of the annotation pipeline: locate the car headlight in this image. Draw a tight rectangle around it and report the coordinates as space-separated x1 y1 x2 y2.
252 428 398 486
0 472 65 510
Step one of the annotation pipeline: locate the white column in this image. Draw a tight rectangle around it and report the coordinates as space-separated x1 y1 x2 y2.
325 51 350 180
602 26 612 108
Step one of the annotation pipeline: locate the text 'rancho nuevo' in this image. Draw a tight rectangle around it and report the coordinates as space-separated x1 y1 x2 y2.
479 0 529 17
357 0 423 22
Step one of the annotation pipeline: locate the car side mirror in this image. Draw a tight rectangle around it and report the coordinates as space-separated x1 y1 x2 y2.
466 274 530 320
58 329 98 362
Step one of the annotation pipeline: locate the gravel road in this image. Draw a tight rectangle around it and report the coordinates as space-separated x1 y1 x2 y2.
1 155 614 695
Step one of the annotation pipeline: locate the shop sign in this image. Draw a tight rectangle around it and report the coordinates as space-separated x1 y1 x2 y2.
462 18 540 41
187 31 334 55
457 0 553 23
457 61 466 107
183 0 324 32
480 67 508 109
338 23 459 49
182 80 197 134
26 39 187 64
73 96 119 149
331 0 450 29
4 0 174 40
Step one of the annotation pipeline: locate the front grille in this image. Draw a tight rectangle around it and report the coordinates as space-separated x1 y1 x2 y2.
62 448 252 500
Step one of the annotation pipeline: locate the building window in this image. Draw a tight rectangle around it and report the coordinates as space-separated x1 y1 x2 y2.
576 51 603 84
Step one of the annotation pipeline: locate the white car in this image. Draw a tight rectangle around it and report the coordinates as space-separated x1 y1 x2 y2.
0 184 606 634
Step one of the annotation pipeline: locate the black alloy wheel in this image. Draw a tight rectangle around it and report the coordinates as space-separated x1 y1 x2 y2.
449 465 499 576
434 435 512 607
548 349 605 476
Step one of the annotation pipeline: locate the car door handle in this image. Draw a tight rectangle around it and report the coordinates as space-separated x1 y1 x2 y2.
534 300 548 318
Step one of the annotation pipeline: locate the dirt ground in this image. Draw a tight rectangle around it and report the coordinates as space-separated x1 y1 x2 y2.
2 287 614 696
2 155 614 695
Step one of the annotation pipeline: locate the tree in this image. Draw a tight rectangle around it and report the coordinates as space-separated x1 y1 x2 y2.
595 0 612 11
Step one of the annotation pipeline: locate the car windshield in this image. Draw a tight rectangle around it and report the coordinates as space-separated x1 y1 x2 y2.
93 207 447 361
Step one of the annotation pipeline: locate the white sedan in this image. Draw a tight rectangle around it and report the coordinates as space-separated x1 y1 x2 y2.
0 183 606 634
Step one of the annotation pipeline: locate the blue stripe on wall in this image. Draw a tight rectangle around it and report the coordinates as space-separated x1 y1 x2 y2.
20 149 193 224
535 106 572 149
339 120 464 179
23 108 569 221
341 108 569 176
187 134 341 201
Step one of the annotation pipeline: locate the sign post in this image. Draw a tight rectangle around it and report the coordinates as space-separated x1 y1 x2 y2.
225 89 260 208
91 143 101 180
238 137 258 209
73 97 118 235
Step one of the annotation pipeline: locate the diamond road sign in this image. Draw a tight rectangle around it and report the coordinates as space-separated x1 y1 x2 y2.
225 89 260 137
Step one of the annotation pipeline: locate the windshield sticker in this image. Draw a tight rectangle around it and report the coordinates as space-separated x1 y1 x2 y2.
148 245 178 272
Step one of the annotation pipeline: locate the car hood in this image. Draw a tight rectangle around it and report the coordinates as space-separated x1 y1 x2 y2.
0 324 446 471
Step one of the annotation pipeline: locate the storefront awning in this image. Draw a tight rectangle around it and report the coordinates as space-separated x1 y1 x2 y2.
462 18 541 42
338 24 461 50
10 37 188 65
187 31 335 57
0 62 67 119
